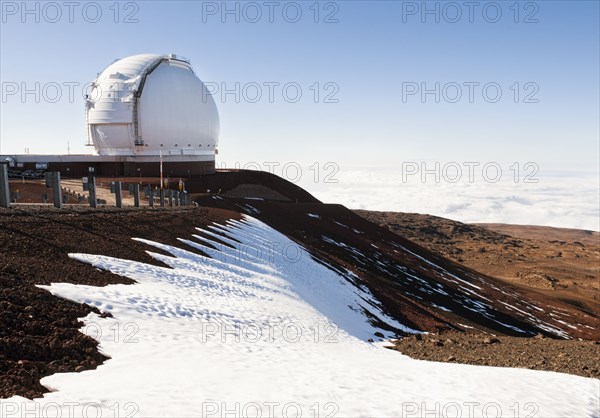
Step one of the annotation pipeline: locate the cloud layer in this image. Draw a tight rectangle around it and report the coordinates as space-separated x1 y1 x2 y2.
302 167 599 231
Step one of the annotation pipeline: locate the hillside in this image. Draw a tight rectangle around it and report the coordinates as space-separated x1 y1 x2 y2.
1 171 598 412
354 210 600 316
0 206 236 398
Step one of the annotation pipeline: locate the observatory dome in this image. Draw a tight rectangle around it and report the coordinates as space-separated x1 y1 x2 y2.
86 54 219 157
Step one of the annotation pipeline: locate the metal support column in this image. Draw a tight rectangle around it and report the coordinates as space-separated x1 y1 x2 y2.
115 181 122 208
89 177 97 208
0 162 10 208
52 172 62 209
133 184 140 207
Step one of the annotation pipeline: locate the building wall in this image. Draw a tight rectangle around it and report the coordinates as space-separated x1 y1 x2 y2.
13 160 215 178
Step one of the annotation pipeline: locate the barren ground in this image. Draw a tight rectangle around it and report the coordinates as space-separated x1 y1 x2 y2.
1 176 598 399
0 206 237 399
393 331 600 379
355 210 600 316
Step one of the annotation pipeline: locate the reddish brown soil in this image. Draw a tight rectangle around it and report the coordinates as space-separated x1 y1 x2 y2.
7 181 80 205
355 211 600 316
187 170 320 203
393 331 600 379
1 170 598 401
196 195 600 340
0 206 238 399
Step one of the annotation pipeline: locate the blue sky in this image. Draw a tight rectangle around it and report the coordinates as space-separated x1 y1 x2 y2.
1 1 598 169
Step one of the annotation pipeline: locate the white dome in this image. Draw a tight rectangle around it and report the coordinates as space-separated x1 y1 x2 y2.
86 54 219 157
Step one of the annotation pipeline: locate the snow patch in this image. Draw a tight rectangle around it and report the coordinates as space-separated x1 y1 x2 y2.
10 216 598 417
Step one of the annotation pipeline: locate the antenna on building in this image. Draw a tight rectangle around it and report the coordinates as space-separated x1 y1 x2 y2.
84 94 95 147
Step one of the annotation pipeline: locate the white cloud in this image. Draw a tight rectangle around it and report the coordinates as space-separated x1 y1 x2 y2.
301 166 600 231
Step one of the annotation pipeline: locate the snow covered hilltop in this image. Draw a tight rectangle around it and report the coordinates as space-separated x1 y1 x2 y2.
0 170 598 416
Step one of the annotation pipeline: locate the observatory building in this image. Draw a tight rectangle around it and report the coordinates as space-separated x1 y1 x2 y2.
2 53 220 177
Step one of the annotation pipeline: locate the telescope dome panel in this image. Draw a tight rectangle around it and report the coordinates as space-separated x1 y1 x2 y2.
86 54 219 158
